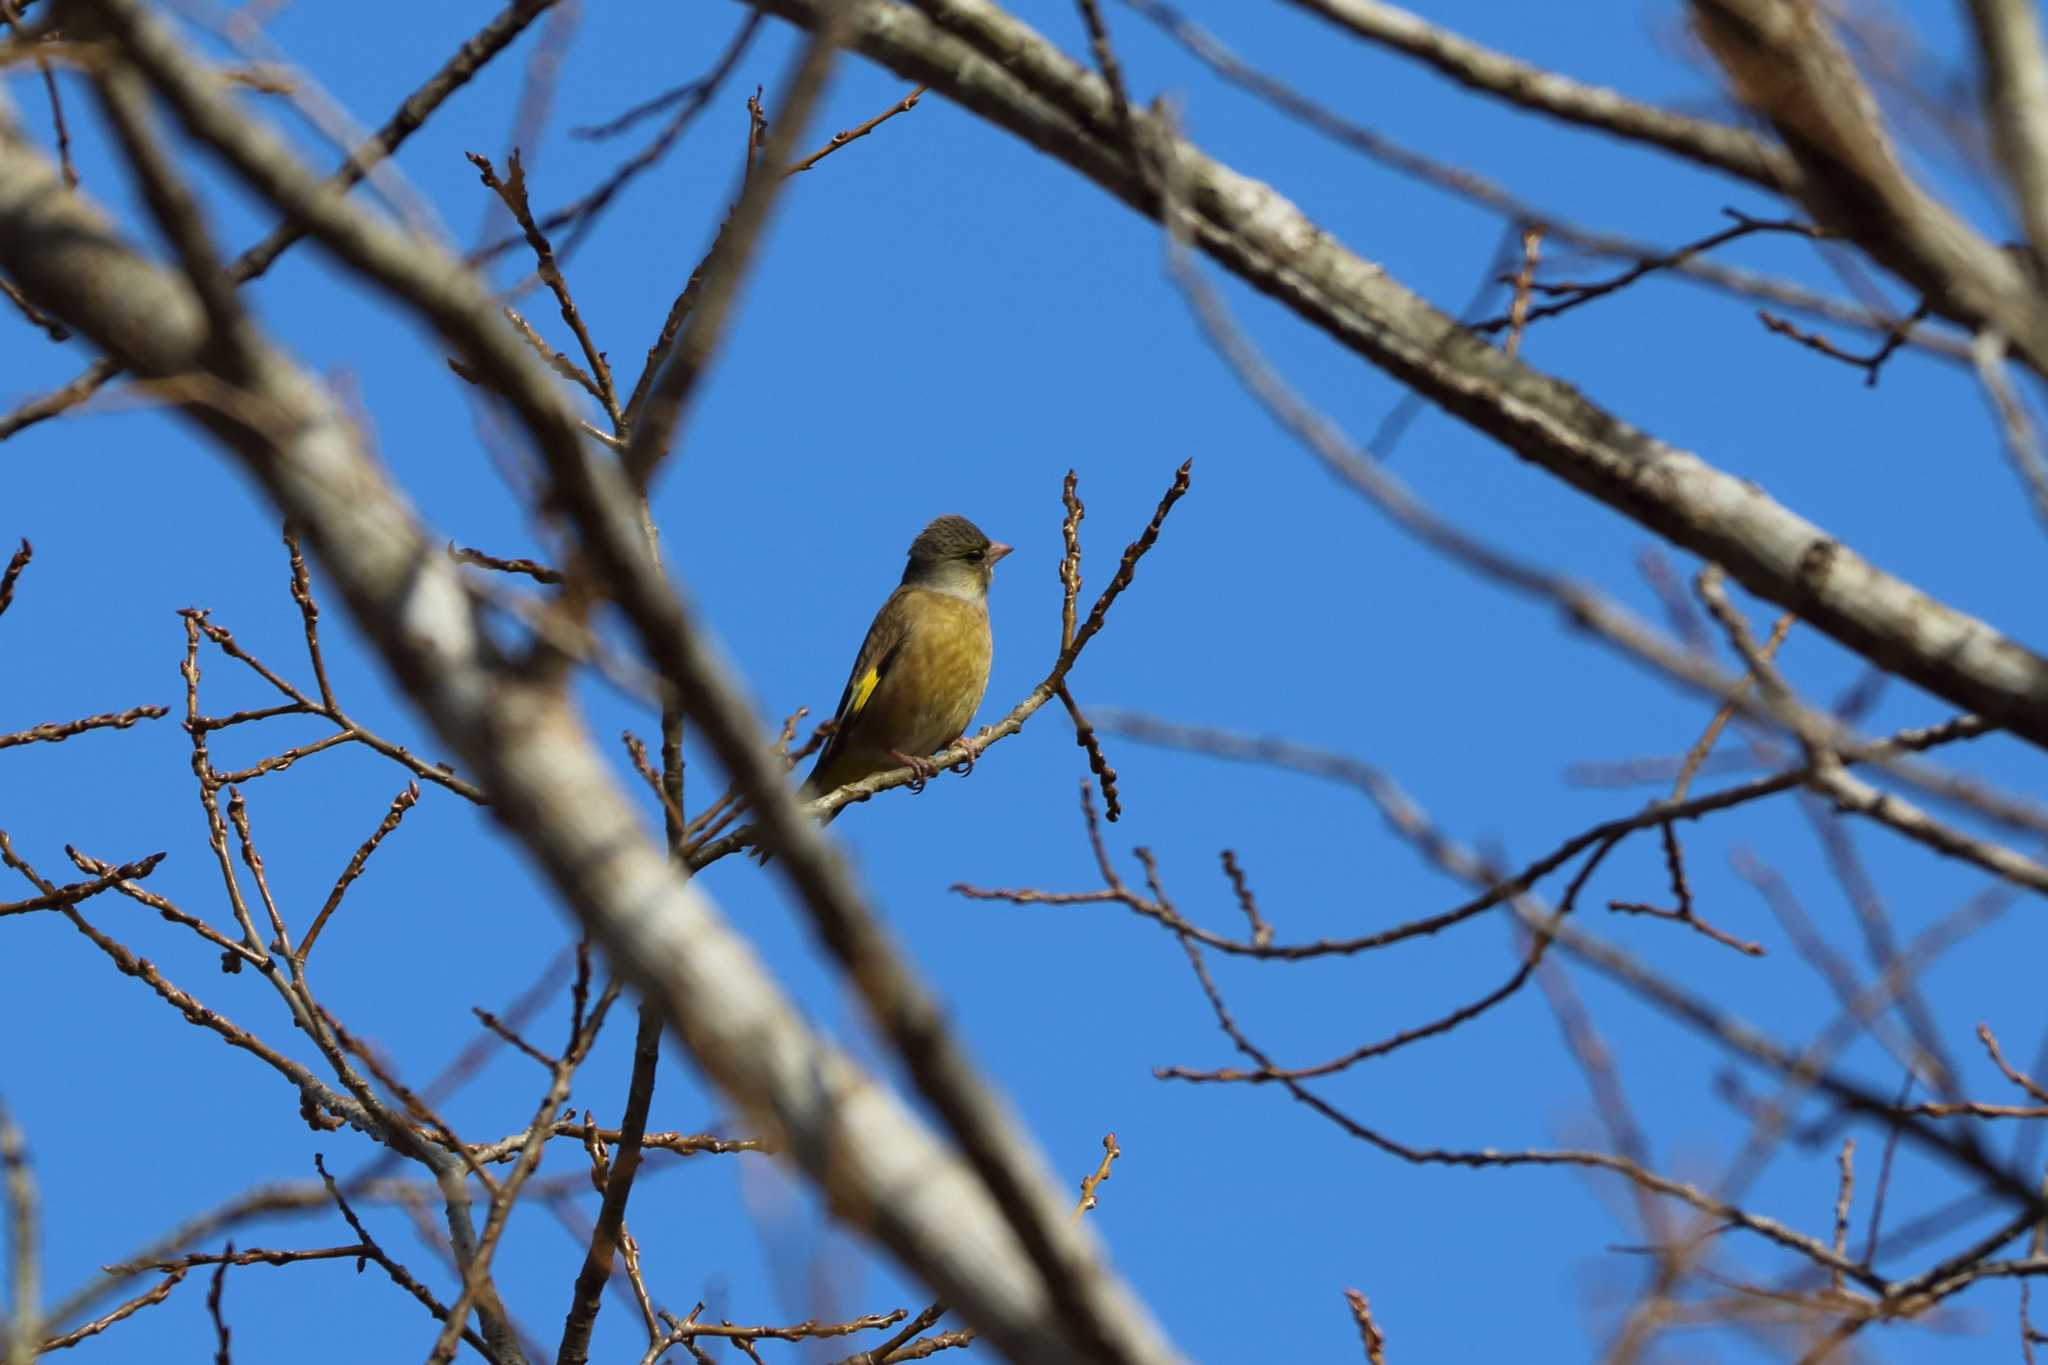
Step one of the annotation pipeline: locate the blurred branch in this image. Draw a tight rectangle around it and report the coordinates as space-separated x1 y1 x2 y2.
1962 0 2048 272
1272 0 1798 192
1971 329 2048 534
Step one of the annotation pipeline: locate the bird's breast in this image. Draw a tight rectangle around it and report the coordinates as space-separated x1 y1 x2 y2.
872 591 992 753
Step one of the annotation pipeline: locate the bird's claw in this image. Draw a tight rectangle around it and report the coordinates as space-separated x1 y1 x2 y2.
890 750 937 794
948 750 976 778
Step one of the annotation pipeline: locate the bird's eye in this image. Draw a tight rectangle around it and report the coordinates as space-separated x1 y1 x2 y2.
966 549 985 562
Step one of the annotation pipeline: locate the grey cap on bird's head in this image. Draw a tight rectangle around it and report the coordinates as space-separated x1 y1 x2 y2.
906 514 1012 569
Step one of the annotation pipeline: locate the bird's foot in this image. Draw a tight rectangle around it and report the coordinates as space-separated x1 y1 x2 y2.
947 742 976 778
889 749 938 794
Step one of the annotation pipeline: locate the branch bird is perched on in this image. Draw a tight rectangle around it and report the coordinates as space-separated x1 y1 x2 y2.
772 515 1010 852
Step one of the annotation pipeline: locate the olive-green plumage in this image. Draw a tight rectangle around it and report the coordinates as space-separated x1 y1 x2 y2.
800 514 1010 821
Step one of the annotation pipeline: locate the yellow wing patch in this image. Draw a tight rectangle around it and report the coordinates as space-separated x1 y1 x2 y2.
846 663 881 723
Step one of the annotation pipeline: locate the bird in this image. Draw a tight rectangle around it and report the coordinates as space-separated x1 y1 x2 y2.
776 514 1010 847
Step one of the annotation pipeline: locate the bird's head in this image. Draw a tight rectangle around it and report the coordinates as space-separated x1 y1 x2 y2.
902 514 1010 599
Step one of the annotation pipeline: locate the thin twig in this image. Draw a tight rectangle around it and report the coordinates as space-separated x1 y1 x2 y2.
1344 1289 1386 1365
1503 223 1541 356
784 84 924 175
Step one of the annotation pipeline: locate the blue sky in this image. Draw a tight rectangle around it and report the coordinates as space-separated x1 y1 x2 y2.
5 0 2046 1360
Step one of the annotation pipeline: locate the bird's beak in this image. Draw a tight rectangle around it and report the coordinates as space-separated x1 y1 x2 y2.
986 541 1013 566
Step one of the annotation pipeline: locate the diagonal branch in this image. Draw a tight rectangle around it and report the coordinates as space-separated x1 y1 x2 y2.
1271 0 1799 193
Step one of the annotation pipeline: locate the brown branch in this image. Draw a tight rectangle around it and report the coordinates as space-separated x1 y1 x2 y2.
621 732 686 845
225 790 290 952
0 850 166 917
464 148 619 425
649 1311 910 1351
0 539 31 617
1758 301 1930 386
1473 210 1828 335
471 1009 557 1070
1343 1289 1386 1365
1151 833 1622 1084
204 1247 231 1365
1217 850 1272 949
37 1271 185 1353
1606 822 1765 957
449 543 565 585
297 783 421 964
1056 685 1121 821
463 1121 766 1173
180 598 483 804
1981 1025 2048 1106
1073 1132 1120 1221
1059 470 1084 649
1502 223 1540 357
784 84 925 175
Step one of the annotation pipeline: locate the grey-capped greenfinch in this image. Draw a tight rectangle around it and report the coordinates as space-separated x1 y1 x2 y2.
800 514 1010 821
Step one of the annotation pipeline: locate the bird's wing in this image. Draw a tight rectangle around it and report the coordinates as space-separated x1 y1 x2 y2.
809 588 914 778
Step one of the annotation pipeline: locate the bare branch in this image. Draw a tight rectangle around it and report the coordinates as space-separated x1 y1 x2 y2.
785 84 924 175
1272 0 1797 192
